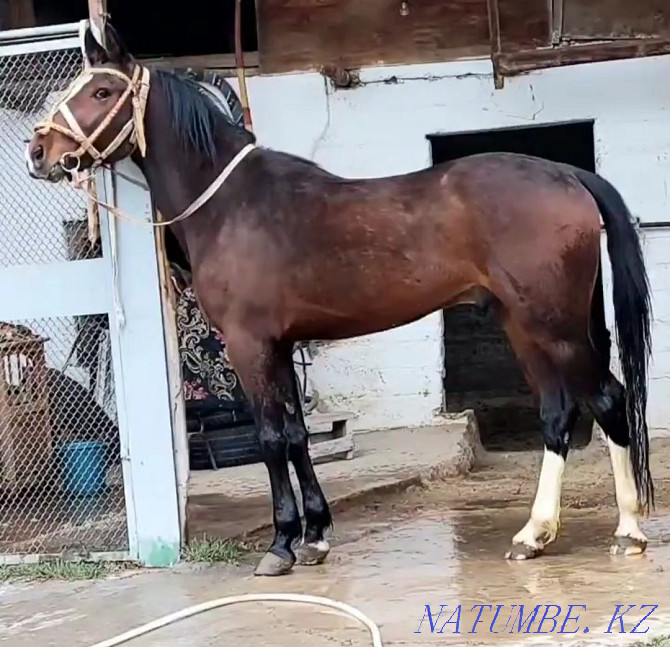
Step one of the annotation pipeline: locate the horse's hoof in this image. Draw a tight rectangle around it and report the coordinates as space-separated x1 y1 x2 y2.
505 542 543 560
610 535 648 556
254 551 295 576
296 540 331 566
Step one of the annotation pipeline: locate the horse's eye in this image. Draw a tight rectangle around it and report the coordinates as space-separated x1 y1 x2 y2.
94 88 111 100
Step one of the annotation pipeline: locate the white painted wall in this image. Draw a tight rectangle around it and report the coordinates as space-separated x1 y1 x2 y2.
223 54 670 436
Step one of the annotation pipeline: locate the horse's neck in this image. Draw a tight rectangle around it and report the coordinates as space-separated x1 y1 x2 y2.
131 108 242 267
137 88 250 214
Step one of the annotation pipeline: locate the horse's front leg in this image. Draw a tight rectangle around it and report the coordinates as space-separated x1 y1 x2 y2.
274 342 332 565
226 331 303 576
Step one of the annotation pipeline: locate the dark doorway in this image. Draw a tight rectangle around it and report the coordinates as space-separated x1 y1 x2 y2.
29 0 258 58
428 121 596 452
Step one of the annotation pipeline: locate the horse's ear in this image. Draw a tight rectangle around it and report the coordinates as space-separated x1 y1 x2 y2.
102 22 132 65
83 21 131 67
83 24 108 66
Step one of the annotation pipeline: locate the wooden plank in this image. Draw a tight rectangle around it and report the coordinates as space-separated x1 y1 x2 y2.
87 0 107 22
498 0 551 51
496 37 670 75
97 161 181 567
306 410 355 464
155 223 189 555
140 52 259 71
487 0 503 88
551 0 564 44
87 0 108 47
306 411 355 434
257 0 490 74
309 435 355 463
562 0 669 40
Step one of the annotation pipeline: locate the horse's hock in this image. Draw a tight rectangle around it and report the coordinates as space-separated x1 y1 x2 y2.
0 31 127 560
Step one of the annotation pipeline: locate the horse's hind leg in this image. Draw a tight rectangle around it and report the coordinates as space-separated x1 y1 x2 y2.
501 316 580 560
587 373 648 555
224 331 303 576
275 343 332 565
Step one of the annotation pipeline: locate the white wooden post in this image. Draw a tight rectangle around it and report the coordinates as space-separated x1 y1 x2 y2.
98 161 182 567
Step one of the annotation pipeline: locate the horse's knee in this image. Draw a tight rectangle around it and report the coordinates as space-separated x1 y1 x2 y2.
258 426 288 460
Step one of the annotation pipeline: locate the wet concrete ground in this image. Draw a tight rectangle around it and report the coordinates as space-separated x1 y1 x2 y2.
187 422 478 541
3 439 670 647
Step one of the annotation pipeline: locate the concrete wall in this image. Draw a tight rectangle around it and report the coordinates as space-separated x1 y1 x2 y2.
224 54 670 436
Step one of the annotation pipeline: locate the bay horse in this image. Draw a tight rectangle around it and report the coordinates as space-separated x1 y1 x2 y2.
26 22 653 576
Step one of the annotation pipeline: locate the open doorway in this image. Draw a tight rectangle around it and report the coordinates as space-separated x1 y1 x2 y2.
12 0 258 66
428 121 596 452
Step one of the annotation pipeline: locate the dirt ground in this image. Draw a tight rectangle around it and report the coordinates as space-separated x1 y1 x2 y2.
4 438 670 647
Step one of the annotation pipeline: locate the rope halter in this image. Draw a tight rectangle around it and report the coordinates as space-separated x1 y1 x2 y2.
31 58 256 231
33 64 151 182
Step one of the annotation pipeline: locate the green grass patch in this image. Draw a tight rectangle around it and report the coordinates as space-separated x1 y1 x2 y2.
182 536 249 565
0 560 135 583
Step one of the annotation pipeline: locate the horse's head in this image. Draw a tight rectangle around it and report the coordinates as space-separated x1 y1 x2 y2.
26 22 148 183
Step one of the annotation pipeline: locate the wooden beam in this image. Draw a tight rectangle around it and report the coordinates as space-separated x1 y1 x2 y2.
256 0 490 75
486 0 504 89
561 0 670 41
87 0 108 44
140 52 260 73
551 0 564 44
495 37 670 75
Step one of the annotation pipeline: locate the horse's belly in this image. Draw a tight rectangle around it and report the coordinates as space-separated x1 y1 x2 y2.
284 280 485 341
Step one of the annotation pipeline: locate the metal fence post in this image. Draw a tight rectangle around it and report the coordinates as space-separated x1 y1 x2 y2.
98 162 182 567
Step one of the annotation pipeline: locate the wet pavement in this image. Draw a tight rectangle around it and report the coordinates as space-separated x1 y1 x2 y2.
4 440 670 647
3 504 670 647
188 422 479 541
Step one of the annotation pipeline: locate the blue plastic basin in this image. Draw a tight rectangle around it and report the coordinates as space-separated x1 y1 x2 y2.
58 440 107 496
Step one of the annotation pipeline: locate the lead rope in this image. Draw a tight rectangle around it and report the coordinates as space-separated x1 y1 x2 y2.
89 142 257 228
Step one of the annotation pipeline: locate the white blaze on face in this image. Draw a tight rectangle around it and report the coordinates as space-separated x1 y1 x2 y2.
607 437 647 541
513 448 565 548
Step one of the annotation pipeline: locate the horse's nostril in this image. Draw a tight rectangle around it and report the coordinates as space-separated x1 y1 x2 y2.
33 145 45 162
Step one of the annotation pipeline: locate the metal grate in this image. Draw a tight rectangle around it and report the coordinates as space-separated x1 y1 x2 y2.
0 47 100 268
0 41 126 558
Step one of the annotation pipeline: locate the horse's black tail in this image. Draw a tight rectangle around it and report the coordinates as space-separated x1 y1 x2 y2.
574 168 654 513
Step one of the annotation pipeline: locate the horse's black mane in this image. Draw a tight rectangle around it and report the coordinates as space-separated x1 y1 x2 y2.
152 69 254 163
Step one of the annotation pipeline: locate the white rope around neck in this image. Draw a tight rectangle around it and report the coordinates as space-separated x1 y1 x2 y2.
95 143 257 227
168 142 256 224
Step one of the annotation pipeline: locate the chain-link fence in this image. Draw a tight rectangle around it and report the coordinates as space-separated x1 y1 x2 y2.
0 41 127 558
0 46 99 267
